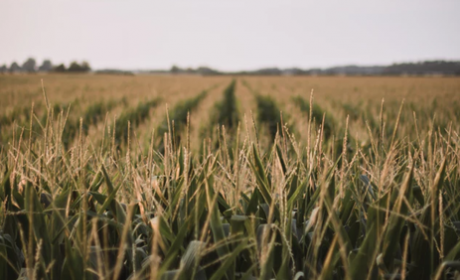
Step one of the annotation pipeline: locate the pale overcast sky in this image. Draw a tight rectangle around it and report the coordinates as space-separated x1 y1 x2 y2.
1 0 459 71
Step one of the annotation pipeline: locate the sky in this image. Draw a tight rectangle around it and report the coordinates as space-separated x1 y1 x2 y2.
1 0 460 71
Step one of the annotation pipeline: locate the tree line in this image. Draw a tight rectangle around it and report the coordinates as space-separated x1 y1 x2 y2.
0 58 91 73
142 60 460 76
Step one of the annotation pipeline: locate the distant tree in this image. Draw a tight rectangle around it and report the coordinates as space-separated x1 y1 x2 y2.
38 60 53 72
81 61 91 72
197 66 220 75
22 58 37 72
53 64 67 72
68 61 81 72
170 65 180 74
9 62 22 72
0 64 6 73
68 61 91 72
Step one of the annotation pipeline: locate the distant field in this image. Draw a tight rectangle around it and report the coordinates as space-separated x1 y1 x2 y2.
1 74 460 280
1 75 459 148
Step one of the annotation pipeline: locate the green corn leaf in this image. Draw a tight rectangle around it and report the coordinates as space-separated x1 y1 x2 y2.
0 236 8 279
259 227 277 280
159 215 193 274
25 183 52 264
409 158 447 280
209 240 249 280
381 163 413 269
349 222 378 280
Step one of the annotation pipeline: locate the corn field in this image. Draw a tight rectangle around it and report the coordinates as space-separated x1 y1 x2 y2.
1 75 460 280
